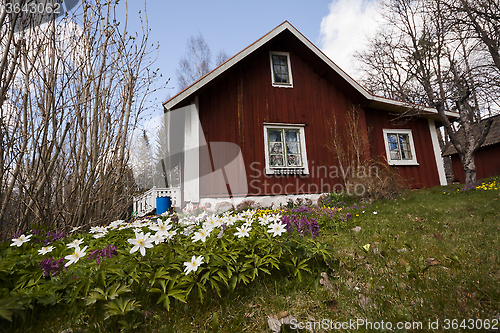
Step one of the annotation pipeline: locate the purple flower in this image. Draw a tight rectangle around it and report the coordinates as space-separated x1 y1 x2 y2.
40 257 66 277
87 244 118 266
281 214 319 238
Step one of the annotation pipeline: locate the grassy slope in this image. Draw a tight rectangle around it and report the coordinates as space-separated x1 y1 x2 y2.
8 182 500 333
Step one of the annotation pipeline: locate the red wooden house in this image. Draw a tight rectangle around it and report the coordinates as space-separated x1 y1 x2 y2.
442 114 500 183
162 21 456 209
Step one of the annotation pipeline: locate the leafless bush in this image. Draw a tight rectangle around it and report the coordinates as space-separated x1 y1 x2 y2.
0 1 160 239
327 106 409 202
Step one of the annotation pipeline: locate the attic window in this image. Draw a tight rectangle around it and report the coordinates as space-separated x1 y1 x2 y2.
270 51 293 87
382 129 419 166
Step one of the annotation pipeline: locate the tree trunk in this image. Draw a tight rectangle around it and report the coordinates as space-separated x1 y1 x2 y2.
461 151 477 185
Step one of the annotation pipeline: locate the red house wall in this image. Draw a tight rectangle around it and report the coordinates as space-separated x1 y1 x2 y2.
198 44 360 198
364 109 441 188
196 42 442 197
450 144 500 183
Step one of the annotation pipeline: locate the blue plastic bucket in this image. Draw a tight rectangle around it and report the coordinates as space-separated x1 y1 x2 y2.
156 196 171 215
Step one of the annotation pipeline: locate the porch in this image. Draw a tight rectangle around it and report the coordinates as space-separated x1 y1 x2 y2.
133 187 181 217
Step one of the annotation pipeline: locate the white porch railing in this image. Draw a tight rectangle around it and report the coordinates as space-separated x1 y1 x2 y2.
133 187 181 217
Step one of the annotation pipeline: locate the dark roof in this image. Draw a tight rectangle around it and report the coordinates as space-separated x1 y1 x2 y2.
442 114 500 156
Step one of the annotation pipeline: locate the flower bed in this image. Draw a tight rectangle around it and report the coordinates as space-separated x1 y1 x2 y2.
0 206 344 326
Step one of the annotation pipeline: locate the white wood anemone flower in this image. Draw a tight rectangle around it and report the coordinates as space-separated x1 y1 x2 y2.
10 234 32 247
234 225 251 238
267 222 287 237
65 245 88 267
66 238 84 249
127 232 154 256
183 255 204 275
38 246 55 255
149 219 172 236
191 228 210 243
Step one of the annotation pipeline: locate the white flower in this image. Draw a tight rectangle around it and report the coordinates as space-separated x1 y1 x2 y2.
108 220 125 229
11 234 32 247
70 226 81 233
243 210 255 219
183 255 204 274
224 215 237 226
234 225 251 238
152 232 166 245
149 219 172 237
165 229 177 240
93 232 106 239
191 228 210 243
373 211 378 215
203 215 222 231
267 222 287 237
270 213 282 223
127 232 154 256
66 238 84 248
38 246 54 255
258 215 272 226
89 226 106 234
64 245 88 267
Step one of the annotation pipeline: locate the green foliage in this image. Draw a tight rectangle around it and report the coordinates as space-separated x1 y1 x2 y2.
0 210 333 331
3 182 499 332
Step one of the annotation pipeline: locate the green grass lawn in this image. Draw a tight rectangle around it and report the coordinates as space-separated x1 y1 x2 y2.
3 180 500 332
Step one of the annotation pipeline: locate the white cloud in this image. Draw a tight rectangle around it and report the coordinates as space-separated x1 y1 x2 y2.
319 0 383 80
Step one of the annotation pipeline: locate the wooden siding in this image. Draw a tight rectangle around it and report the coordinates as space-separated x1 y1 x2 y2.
198 45 359 197
196 42 442 197
364 109 441 188
450 144 500 183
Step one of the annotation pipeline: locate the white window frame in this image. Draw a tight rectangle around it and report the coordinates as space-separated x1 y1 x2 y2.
263 123 309 175
382 129 419 166
269 51 293 88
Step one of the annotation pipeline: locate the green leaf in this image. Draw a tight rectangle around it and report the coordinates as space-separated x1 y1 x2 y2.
0 298 24 321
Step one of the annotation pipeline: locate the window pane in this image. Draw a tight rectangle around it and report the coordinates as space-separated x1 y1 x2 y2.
287 154 301 166
286 142 299 154
285 129 298 142
387 134 397 143
270 142 283 154
401 149 412 160
270 155 284 166
389 142 398 151
268 130 282 142
390 150 400 160
272 54 289 84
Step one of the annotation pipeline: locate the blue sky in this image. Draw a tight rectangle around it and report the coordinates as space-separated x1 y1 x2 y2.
115 0 382 126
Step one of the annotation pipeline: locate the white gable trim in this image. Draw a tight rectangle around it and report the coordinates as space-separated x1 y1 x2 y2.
164 21 372 111
164 21 458 120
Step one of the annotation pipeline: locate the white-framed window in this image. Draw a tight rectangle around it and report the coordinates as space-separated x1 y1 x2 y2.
269 51 293 87
382 129 419 166
263 123 309 175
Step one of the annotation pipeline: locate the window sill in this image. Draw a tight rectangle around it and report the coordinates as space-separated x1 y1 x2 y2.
271 83 293 88
265 168 308 175
387 160 419 166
